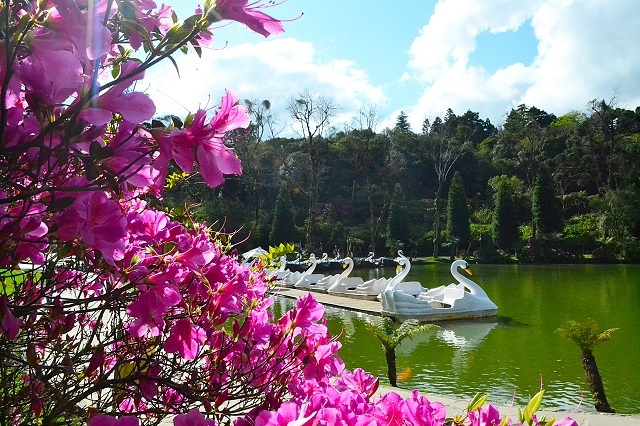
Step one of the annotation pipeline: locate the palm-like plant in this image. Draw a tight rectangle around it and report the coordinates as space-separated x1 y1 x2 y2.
556 319 618 412
367 318 438 387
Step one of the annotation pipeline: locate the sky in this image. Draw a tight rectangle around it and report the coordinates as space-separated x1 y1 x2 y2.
146 0 640 136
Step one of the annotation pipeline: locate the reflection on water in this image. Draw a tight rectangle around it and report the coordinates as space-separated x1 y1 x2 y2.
436 321 498 372
271 264 640 414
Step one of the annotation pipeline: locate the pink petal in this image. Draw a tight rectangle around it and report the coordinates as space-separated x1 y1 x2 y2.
197 140 242 188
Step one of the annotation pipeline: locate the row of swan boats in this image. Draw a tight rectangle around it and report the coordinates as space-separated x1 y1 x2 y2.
267 251 499 322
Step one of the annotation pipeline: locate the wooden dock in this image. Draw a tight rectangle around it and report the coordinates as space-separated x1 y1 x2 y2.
269 286 382 316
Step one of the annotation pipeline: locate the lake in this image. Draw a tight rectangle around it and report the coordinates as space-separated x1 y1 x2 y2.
273 263 640 413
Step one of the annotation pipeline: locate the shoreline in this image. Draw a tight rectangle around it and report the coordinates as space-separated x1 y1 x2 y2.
377 386 640 425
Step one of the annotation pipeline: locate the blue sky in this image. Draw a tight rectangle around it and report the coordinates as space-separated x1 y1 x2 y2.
148 0 640 135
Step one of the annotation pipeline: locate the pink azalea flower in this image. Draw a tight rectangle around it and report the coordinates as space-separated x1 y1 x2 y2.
173 408 216 426
210 89 251 135
371 392 406 426
214 0 285 38
149 129 173 192
126 290 168 337
125 1 174 50
402 390 447 426
8 202 49 265
175 236 217 269
103 123 157 188
0 296 24 340
0 46 22 108
468 404 501 426
163 388 184 406
164 319 207 360
138 363 161 399
17 32 84 106
152 90 247 189
335 368 379 398
79 62 156 125
126 209 171 243
286 293 325 336
196 137 243 189
554 417 579 426
47 0 114 62
254 402 315 426
81 192 127 264
57 191 127 265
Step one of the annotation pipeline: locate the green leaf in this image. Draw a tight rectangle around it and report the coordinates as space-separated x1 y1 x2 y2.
167 55 181 78
523 390 544 424
49 196 76 212
0 280 16 296
190 39 203 58
111 63 121 79
467 393 489 412
89 140 102 159
119 2 138 19
203 0 217 15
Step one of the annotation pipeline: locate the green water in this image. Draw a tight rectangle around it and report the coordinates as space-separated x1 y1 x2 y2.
274 264 640 413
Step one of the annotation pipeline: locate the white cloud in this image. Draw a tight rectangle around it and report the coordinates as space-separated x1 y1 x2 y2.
402 0 640 130
522 0 640 112
144 38 386 136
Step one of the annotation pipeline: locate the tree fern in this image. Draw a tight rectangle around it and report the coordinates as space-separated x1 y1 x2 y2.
368 318 438 386
556 319 617 412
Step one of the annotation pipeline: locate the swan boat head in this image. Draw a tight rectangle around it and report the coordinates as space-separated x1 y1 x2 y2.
450 260 489 298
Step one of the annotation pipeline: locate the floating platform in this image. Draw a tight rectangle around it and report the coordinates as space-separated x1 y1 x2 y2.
269 286 382 316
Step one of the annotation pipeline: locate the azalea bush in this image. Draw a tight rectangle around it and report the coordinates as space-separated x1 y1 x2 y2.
0 0 578 425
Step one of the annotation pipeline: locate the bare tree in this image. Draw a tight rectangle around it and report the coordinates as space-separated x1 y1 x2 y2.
349 106 391 254
287 90 338 246
354 104 380 132
425 111 465 257
245 99 285 141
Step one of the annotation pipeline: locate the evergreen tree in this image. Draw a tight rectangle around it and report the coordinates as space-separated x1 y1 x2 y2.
395 111 411 132
269 184 298 244
532 164 563 237
492 181 519 251
446 171 471 255
387 184 409 247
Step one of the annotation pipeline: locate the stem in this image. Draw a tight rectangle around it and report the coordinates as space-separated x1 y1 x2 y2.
385 348 397 387
581 351 614 413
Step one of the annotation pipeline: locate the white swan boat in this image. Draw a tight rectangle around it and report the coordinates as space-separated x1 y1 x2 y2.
282 254 316 287
381 259 498 322
327 257 399 300
311 258 347 292
381 251 428 297
293 254 327 289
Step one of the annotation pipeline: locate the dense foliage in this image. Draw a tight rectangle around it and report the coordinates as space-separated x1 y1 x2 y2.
167 100 640 262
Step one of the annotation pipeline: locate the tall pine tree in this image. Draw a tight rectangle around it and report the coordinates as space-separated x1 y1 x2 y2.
387 184 410 247
532 164 563 237
269 184 297 244
395 111 411 132
446 171 471 255
492 181 519 251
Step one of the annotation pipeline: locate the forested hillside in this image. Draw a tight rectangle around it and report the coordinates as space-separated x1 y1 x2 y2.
160 97 640 263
